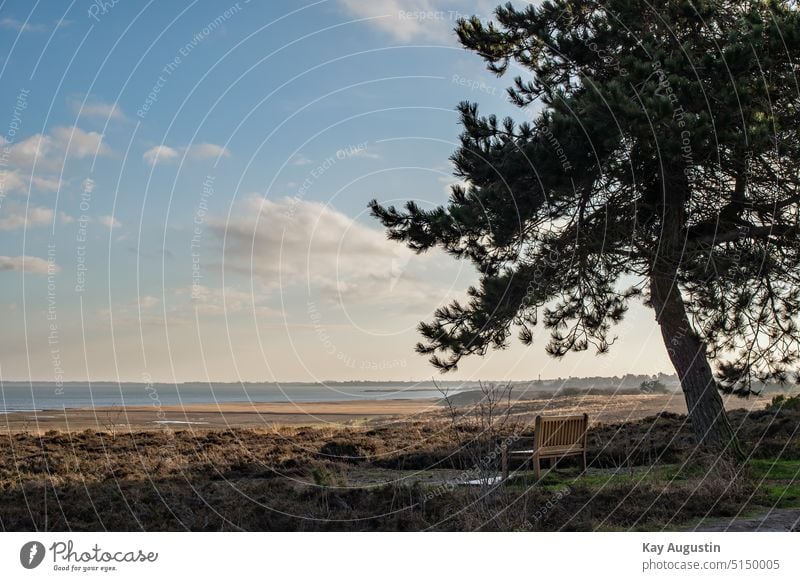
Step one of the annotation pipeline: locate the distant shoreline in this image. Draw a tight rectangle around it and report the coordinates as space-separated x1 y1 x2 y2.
0 375 684 388
0 392 771 434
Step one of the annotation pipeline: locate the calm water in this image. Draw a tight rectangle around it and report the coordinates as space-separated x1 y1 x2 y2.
0 382 466 412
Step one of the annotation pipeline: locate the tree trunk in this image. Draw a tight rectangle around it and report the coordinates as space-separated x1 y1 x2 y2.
650 273 744 459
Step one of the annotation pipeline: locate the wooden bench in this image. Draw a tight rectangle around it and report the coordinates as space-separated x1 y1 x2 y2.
501 413 589 480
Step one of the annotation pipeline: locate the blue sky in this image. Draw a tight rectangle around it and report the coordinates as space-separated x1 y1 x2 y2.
0 0 674 382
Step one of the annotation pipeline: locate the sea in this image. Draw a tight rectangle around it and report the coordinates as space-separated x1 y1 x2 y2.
0 381 474 413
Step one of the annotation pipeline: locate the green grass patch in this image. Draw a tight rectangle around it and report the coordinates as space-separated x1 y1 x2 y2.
748 458 800 480
747 458 800 509
761 483 800 508
504 466 654 491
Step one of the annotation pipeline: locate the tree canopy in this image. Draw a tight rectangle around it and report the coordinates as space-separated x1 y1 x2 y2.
371 0 800 452
371 0 800 397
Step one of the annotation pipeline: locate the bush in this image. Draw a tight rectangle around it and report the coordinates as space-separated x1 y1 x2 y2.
319 441 366 462
768 394 800 412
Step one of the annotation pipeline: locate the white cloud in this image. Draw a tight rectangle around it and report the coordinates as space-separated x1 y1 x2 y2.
0 17 48 33
209 196 448 309
181 284 280 317
4 126 112 170
213 196 403 279
347 148 381 160
337 0 496 42
6 134 49 167
30 175 60 192
99 215 122 229
0 203 54 230
438 175 470 196
0 255 56 274
291 154 313 166
71 98 127 122
101 284 280 330
143 143 230 166
338 0 437 42
0 166 59 198
0 170 62 196
187 143 230 160
143 145 180 166
0 169 26 195
51 126 110 158
139 295 160 309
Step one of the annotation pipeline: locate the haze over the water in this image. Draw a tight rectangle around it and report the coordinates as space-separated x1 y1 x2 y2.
0 374 683 413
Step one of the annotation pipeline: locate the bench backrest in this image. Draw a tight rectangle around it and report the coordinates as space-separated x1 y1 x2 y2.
534 413 589 451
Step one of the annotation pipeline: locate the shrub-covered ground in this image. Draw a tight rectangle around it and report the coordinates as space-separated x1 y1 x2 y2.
1 407 798 531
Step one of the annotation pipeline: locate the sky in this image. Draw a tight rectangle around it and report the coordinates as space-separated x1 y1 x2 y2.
0 0 675 383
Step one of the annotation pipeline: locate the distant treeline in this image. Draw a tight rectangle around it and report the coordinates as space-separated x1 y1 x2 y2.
6 374 793 393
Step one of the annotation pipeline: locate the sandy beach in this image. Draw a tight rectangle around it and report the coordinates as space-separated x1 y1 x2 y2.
0 399 440 432
0 392 770 433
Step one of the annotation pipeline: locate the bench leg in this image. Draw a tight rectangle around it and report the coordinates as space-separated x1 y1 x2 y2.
533 452 541 479
501 443 509 482
580 450 587 473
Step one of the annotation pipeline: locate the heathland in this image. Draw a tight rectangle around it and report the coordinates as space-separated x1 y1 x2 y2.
1 389 798 531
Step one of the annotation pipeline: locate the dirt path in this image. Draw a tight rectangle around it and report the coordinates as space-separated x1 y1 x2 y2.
682 508 800 531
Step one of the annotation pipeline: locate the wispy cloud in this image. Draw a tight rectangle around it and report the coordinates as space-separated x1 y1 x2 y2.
143 145 179 166
139 295 160 309
98 215 122 229
0 169 26 195
0 255 56 274
337 0 496 42
143 143 231 166
31 175 61 192
209 195 449 310
0 167 61 196
0 203 54 230
71 98 127 122
347 147 381 160
2 126 112 171
0 17 48 33
187 142 230 160
179 285 280 317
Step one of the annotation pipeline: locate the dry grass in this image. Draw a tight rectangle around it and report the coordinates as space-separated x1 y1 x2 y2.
0 407 798 531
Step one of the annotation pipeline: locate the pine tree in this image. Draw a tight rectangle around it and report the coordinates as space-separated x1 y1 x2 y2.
370 0 800 458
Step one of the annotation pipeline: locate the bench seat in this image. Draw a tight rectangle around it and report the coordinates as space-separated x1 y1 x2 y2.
501 413 589 480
